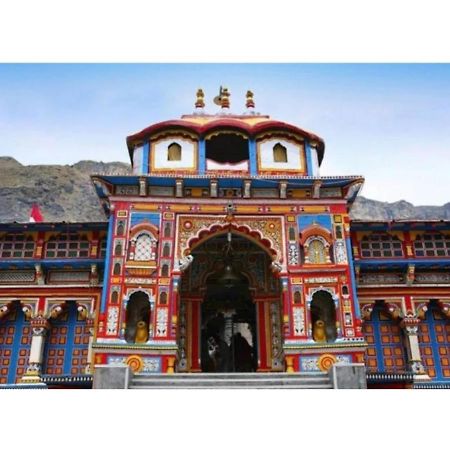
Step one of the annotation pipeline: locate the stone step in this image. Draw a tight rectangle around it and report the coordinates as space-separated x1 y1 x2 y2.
130 372 332 389
130 383 333 389
133 372 330 380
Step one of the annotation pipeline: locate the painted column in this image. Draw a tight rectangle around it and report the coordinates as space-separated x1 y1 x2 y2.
85 318 95 374
21 317 49 383
281 277 290 337
100 212 115 314
170 276 180 338
198 138 206 174
249 139 257 176
141 141 150 174
400 316 428 377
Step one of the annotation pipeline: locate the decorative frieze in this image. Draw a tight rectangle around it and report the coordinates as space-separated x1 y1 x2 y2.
116 185 139 196
359 273 404 285
0 270 35 284
414 272 450 284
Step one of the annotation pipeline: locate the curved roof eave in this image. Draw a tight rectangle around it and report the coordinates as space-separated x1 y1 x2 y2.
126 118 326 165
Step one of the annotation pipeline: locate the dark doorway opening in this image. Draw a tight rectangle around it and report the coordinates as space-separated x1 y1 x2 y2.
205 133 249 164
201 276 257 373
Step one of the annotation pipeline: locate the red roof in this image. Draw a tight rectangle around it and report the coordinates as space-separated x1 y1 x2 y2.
126 116 325 165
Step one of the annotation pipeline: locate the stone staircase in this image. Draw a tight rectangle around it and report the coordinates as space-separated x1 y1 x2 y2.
130 372 333 389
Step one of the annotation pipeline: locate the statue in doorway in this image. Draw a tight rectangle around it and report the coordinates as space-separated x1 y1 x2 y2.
135 320 149 343
313 320 327 343
232 332 254 372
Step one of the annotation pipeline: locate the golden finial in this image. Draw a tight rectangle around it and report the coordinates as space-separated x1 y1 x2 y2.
195 88 205 108
246 90 255 109
220 87 230 109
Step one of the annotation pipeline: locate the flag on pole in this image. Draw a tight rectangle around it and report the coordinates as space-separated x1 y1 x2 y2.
29 204 44 223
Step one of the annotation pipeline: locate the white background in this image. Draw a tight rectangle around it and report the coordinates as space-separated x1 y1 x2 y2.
1 1 449 449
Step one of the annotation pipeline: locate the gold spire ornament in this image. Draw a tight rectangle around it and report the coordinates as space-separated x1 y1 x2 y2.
195 88 205 108
213 86 230 109
220 87 230 109
246 90 255 109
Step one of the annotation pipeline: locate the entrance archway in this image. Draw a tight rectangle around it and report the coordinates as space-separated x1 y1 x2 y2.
178 231 282 373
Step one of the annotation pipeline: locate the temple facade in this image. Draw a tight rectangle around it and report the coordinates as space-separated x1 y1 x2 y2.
0 89 449 388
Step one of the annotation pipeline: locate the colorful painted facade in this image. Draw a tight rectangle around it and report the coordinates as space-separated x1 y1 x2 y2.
1 90 448 388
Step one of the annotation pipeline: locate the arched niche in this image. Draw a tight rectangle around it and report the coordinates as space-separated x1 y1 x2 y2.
310 290 337 342
125 291 151 344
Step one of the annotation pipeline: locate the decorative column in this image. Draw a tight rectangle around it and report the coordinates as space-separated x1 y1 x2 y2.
400 315 428 378
85 318 95 374
281 277 290 337
21 316 49 383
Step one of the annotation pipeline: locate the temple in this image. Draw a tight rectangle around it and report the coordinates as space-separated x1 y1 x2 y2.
1 89 449 389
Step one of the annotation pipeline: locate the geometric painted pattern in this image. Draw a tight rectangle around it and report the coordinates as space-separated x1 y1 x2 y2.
418 303 450 380
42 302 90 376
0 301 32 384
363 304 407 372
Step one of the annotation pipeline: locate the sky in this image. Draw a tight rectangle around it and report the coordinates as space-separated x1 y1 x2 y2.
0 63 450 205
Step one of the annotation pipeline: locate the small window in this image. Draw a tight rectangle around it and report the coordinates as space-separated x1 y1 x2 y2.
116 221 125 236
135 233 157 261
162 243 170 257
114 242 123 257
111 291 119 304
161 264 169 277
113 262 121 275
164 223 171 238
167 142 182 161
273 143 288 163
159 291 168 305
288 227 296 241
308 239 327 264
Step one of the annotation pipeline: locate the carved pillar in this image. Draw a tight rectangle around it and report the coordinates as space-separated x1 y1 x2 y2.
21 317 49 383
171 276 180 338
281 277 290 337
85 318 95 374
400 316 427 376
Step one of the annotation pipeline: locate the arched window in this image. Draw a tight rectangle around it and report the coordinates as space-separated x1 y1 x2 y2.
161 264 169 277
114 242 123 257
0 234 35 258
162 243 170 257
307 238 327 264
362 302 407 373
310 290 337 342
159 291 168 305
414 233 450 257
360 233 403 258
293 291 302 304
113 262 121 275
135 233 157 261
342 285 349 296
164 223 171 238
116 221 125 236
273 143 288 162
111 291 119 304
167 142 182 161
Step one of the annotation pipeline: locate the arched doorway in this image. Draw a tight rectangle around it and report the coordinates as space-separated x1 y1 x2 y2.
310 290 337 342
178 230 282 373
125 291 151 344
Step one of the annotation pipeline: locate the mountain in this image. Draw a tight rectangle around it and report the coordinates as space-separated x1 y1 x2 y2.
0 157 130 222
1 157 449 222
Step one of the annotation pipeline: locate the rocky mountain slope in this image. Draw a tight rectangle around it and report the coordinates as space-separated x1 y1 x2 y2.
1 157 449 223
